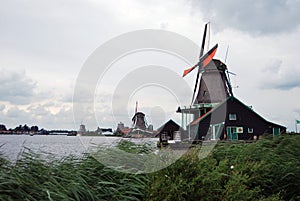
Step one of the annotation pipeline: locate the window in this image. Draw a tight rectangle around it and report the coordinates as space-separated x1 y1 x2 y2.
248 128 253 133
229 113 237 121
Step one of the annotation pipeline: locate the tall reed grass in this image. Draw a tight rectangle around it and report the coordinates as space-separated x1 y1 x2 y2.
0 146 147 201
0 135 299 200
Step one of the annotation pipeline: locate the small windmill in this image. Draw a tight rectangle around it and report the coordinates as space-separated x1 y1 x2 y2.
132 101 147 130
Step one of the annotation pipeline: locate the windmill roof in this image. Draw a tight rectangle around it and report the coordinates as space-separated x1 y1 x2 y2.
131 112 145 121
204 59 227 71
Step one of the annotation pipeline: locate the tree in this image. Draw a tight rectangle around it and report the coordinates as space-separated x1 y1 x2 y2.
30 126 39 132
0 124 7 131
14 125 23 132
23 124 30 133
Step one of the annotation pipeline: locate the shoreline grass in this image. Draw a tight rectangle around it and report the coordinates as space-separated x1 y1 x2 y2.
0 134 299 200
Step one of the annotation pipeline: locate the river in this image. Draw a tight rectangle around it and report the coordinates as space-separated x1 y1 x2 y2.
0 135 158 162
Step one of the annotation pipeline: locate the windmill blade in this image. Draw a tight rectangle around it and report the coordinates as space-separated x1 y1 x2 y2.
182 44 218 78
199 23 208 59
191 68 201 103
225 70 234 96
227 71 236 76
201 44 218 67
182 64 198 77
191 23 208 104
225 74 234 96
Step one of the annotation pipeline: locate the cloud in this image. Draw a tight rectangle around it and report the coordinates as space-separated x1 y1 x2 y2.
0 104 5 111
191 0 300 35
2 103 75 130
259 59 300 90
294 108 300 115
0 69 36 104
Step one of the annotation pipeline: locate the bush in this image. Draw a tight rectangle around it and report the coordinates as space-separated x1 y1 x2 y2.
146 135 300 200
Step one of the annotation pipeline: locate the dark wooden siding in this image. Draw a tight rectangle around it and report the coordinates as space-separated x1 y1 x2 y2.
225 98 271 140
196 97 286 140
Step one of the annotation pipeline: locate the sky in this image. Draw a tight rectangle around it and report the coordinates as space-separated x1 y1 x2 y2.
1 0 300 131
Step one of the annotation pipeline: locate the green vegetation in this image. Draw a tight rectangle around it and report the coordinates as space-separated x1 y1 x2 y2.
0 135 300 200
0 148 147 201
147 135 300 201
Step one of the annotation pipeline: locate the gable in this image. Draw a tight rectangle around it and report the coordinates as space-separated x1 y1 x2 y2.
157 119 181 134
190 96 286 140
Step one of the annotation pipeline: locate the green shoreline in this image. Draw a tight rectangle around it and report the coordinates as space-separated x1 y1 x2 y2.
0 134 299 200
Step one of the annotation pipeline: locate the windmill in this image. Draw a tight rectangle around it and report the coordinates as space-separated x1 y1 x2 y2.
182 23 234 109
132 101 147 130
177 23 235 140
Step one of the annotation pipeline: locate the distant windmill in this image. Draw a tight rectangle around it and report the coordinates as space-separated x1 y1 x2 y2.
132 101 147 130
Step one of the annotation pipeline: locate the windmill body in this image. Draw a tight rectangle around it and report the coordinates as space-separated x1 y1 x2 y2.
193 59 233 117
195 60 230 104
132 112 147 130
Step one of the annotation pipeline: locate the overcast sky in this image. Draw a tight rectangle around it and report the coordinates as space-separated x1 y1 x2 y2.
1 0 300 131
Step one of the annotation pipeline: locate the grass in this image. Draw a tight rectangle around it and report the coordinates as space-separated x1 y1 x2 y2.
0 134 300 200
0 147 147 201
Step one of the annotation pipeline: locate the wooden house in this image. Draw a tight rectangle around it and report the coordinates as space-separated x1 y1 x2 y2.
190 96 286 141
156 119 185 141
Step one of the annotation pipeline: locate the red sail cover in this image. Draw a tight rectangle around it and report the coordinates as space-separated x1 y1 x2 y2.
182 44 218 77
182 64 197 77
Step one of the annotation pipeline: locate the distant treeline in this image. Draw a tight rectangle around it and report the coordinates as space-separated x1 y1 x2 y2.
0 124 40 134
0 124 76 135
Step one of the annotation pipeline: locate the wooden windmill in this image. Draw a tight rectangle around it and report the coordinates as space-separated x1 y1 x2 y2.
183 23 233 105
177 23 234 140
132 101 147 130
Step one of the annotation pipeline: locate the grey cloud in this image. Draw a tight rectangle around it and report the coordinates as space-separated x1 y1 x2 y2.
191 0 300 35
260 59 300 90
263 59 282 73
0 69 36 104
0 0 118 64
0 104 5 111
294 108 300 115
6 107 28 119
4 107 35 129
3 104 75 130
27 104 50 117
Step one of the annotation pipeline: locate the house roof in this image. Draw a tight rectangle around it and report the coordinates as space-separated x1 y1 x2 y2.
156 119 182 134
191 96 286 129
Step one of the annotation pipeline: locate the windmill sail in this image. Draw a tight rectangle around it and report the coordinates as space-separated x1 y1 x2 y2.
182 44 218 77
192 23 208 104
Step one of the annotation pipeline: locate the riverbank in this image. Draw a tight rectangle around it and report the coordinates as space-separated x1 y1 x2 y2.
0 134 299 200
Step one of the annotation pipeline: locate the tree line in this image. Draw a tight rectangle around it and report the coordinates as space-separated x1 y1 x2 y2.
0 124 47 134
